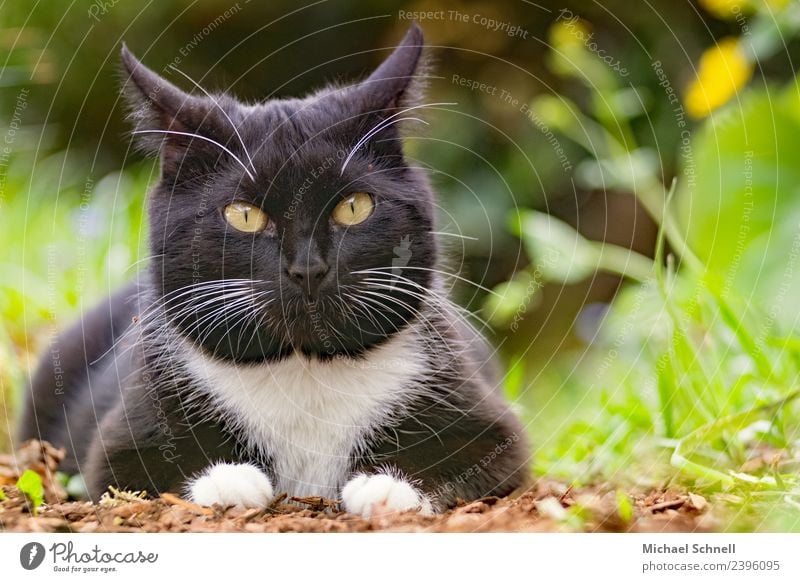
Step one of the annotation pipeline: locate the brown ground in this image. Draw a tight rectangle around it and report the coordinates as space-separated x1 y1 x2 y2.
0 440 714 533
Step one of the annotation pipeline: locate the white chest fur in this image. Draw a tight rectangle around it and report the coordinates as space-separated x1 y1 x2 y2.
180 326 426 497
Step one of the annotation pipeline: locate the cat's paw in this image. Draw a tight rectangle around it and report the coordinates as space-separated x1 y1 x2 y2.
188 462 274 508
341 473 433 518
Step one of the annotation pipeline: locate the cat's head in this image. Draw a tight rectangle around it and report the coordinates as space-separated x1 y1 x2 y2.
122 24 439 361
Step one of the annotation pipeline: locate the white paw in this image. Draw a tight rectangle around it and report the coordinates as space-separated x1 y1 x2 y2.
341 473 433 518
188 463 274 508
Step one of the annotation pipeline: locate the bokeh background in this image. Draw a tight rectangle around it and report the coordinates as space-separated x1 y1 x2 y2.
3 0 800 530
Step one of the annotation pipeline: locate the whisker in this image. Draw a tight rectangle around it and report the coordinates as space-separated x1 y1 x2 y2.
342 292 388 333
124 253 165 274
429 231 479 241
360 277 489 328
93 279 267 365
189 295 257 344
345 289 447 352
167 65 257 175
132 129 256 181
205 297 265 353
340 102 456 175
356 289 453 347
340 117 428 175
170 288 259 328
353 266 500 297
239 297 275 355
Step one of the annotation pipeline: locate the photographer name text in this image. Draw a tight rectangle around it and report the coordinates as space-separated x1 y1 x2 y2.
643 543 736 555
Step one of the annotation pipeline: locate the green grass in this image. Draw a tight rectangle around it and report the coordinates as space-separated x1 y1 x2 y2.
483 3 800 530
489 85 800 531
510 239 800 531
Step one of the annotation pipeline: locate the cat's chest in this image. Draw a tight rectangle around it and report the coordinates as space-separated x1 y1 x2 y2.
180 328 426 497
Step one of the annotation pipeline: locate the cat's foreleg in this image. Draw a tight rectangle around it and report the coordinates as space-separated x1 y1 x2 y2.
187 462 275 508
340 468 434 517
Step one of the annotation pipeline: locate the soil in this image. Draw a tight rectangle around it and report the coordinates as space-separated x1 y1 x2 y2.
0 440 714 533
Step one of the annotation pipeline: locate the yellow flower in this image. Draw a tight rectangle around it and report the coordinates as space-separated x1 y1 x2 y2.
699 0 754 19
549 17 591 49
685 38 754 118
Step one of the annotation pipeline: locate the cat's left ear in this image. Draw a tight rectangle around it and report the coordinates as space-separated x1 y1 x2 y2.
119 45 228 171
355 23 427 115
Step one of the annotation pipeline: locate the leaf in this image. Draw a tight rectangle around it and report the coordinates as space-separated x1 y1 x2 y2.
16 470 44 515
504 356 526 401
528 94 578 133
55 471 70 489
517 210 655 284
485 276 540 326
670 389 800 487
66 473 88 500
0 488 5 501
616 490 634 522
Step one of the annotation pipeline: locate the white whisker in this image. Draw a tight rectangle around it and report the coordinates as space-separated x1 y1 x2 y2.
340 101 456 175
353 266 500 297
167 65 257 175
429 231 479 241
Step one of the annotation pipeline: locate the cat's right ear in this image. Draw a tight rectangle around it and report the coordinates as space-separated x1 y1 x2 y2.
120 45 219 167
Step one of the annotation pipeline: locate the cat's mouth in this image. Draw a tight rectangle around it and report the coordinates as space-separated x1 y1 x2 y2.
170 285 415 359
276 298 349 353
272 293 405 356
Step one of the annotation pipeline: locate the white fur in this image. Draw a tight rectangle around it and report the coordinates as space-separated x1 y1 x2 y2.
189 462 274 508
180 325 427 498
341 473 433 517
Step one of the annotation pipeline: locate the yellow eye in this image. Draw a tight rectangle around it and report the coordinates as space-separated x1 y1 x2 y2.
331 192 374 226
223 202 269 233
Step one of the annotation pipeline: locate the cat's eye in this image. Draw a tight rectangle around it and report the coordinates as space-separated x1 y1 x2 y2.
223 202 269 233
331 192 374 226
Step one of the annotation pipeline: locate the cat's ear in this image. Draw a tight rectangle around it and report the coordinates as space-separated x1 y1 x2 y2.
120 45 225 171
357 23 427 115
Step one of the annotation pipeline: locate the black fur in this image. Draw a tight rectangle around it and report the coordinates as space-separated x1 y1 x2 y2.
19 24 530 508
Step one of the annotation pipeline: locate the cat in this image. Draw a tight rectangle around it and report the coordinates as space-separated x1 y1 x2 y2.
18 23 530 517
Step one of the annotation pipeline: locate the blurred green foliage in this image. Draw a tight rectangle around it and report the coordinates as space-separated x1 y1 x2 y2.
490 1 800 530
681 82 800 322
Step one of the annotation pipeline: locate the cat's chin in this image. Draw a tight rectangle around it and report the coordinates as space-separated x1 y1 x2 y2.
273 303 401 357
286 324 395 361
194 338 382 364
179 322 388 363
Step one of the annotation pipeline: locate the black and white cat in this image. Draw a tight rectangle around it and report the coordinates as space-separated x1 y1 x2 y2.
19 24 530 516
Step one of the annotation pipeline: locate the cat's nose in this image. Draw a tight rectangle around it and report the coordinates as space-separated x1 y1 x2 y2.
286 258 330 297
